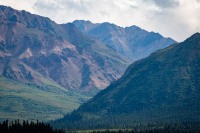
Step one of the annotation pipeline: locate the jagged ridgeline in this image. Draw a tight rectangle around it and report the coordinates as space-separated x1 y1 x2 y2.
0 5 176 121
52 33 200 129
0 6 175 95
73 20 175 61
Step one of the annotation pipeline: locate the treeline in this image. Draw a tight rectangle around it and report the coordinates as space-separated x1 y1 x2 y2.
80 122 200 133
90 123 200 133
54 115 200 133
90 127 200 133
52 111 200 130
0 119 64 133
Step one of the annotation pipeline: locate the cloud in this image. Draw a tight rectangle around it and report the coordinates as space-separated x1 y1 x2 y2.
0 0 36 12
0 0 200 42
148 0 200 41
33 1 59 11
144 0 179 8
32 0 97 23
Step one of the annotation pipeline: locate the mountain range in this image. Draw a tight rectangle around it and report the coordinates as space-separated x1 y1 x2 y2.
0 5 176 121
53 33 200 129
73 20 175 61
0 6 129 95
0 6 176 95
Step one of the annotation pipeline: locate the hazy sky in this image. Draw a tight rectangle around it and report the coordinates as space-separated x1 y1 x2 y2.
0 0 200 42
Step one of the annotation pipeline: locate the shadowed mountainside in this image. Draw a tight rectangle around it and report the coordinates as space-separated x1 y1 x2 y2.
53 33 200 129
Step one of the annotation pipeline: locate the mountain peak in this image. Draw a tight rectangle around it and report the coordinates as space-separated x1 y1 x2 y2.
193 32 200 35
125 25 142 31
0 5 130 94
73 20 93 25
190 32 200 39
183 32 200 47
73 20 176 61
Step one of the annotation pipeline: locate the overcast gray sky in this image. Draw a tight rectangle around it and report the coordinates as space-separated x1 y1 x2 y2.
0 0 200 42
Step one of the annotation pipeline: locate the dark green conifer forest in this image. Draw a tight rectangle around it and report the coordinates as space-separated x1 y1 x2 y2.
0 120 64 133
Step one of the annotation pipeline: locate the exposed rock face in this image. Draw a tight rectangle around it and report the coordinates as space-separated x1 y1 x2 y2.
0 6 130 95
0 6 175 95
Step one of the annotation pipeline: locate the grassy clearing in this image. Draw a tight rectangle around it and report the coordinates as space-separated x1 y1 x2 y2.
0 76 90 121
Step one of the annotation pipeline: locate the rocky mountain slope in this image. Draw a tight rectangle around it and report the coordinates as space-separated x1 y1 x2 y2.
73 20 176 61
0 5 176 121
0 6 176 95
0 5 130 95
0 5 129 121
53 33 200 129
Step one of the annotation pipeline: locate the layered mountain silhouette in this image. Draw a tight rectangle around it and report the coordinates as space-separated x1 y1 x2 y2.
73 20 176 61
0 6 175 95
0 5 130 121
0 5 176 121
53 33 200 129
0 5 130 95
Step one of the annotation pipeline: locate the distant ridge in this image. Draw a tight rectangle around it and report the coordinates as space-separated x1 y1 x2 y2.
73 20 176 61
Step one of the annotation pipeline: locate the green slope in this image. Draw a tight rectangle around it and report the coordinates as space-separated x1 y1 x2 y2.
0 76 90 121
52 33 200 129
